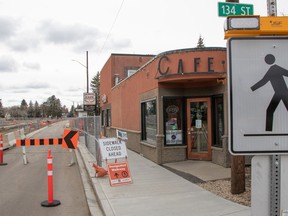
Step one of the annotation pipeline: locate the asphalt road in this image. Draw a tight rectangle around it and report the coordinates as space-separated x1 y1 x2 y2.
0 120 90 216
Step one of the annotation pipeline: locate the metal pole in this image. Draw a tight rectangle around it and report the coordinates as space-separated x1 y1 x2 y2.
267 0 277 16
86 51 89 93
94 116 102 167
266 1 280 215
270 155 281 216
22 146 28 165
72 57 88 92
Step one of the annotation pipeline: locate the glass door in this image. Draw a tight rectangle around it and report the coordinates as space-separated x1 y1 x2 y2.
187 98 211 160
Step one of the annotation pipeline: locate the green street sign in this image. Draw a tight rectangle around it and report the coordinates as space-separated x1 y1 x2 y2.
218 2 254 17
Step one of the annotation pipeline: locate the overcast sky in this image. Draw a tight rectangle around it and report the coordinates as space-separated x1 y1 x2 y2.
0 0 286 109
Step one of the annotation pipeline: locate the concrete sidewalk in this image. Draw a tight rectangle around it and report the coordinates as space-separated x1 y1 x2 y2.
163 160 231 182
77 142 251 216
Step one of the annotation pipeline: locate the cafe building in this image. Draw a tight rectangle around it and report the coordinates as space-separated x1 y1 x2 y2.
100 47 230 167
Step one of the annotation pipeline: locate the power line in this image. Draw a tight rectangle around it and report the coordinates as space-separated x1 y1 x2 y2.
99 0 125 55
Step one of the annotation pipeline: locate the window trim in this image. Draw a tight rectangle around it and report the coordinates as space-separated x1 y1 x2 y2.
211 94 224 148
140 98 157 145
106 109 111 127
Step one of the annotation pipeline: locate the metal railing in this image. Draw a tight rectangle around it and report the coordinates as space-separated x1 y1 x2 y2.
69 116 102 165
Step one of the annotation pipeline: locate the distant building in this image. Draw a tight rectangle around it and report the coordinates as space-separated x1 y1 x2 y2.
100 48 230 167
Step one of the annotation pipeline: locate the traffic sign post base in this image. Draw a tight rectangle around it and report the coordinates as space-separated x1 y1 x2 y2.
41 200 61 207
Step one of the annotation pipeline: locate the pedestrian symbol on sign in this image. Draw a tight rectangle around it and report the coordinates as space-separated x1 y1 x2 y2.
251 54 288 131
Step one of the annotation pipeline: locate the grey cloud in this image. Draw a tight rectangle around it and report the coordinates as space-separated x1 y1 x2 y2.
6 82 50 90
10 89 30 93
73 39 99 52
66 86 85 92
38 20 101 48
98 38 132 53
109 38 131 50
22 82 50 89
0 56 18 72
36 19 133 53
0 16 40 52
23 62 41 70
0 16 18 40
7 36 40 52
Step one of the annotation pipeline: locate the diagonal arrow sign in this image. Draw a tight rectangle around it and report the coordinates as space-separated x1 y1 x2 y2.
62 129 78 149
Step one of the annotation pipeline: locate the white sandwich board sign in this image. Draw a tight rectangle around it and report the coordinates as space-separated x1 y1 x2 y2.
228 37 288 155
99 137 128 160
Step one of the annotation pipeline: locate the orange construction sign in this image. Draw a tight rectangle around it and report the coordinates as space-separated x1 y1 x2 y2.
16 129 79 149
107 161 132 186
62 129 78 149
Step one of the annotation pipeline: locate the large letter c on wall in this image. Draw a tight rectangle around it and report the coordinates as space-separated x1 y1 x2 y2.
158 55 169 75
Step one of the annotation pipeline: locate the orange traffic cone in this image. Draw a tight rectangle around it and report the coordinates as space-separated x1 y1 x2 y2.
92 163 107 177
41 150 61 207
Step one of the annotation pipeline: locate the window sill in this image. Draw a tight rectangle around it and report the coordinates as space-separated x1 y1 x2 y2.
211 146 223 151
140 141 156 149
164 145 187 149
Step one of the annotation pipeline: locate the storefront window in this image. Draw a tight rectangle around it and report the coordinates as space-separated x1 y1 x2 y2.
212 95 224 147
141 100 157 144
163 98 183 145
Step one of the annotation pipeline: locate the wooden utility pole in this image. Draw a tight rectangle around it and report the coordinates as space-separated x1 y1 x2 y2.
225 0 246 194
231 155 245 194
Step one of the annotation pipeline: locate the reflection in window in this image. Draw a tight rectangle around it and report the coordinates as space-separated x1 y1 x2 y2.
141 100 157 145
106 109 111 127
163 98 183 145
190 101 208 152
212 95 224 147
101 110 105 126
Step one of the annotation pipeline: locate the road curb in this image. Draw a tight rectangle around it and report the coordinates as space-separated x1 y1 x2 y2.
76 142 115 216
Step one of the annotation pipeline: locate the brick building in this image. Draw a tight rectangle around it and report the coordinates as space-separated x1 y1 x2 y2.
100 47 231 167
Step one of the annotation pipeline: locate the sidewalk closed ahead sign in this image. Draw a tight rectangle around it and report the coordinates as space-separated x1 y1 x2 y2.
99 137 128 160
99 137 132 186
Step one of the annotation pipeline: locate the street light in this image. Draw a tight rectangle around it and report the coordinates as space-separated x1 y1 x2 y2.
72 51 89 93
